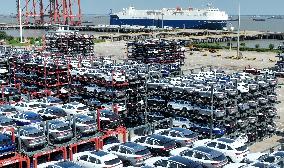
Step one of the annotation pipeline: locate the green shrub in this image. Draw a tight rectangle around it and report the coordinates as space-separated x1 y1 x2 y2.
269 44 274 50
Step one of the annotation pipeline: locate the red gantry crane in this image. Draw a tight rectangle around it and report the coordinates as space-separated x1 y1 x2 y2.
17 0 82 26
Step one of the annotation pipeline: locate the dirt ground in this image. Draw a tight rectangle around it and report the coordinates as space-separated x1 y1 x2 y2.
94 41 283 152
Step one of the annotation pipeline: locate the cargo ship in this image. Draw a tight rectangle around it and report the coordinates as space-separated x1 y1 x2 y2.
110 4 228 30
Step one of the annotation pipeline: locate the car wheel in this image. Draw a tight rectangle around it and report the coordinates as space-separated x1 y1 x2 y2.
21 142 28 152
226 156 233 163
123 161 131 167
176 142 182 148
182 125 187 129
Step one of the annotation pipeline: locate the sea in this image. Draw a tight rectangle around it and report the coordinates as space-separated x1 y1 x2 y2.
1 15 284 48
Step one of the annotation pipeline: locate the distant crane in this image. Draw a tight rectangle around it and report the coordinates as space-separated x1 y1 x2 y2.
16 0 82 26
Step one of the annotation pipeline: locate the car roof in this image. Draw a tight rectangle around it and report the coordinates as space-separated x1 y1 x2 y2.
272 151 284 157
170 127 194 134
55 161 81 168
149 134 171 142
91 150 109 157
0 133 10 140
169 156 201 167
0 116 12 121
216 138 235 144
23 111 38 116
122 142 146 151
194 146 223 158
21 126 39 131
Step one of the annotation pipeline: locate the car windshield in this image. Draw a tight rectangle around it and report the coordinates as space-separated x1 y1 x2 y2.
236 145 247 151
56 125 70 131
0 136 10 145
184 133 197 138
135 149 149 155
77 106 87 110
212 154 226 161
25 114 41 120
82 119 95 125
27 131 44 137
29 104 41 108
3 107 17 112
104 158 120 165
48 108 65 115
0 120 14 126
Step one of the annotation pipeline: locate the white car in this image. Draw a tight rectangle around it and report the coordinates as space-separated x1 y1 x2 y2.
144 156 203 168
58 102 89 115
37 161 82 168
237 82 249 93
193 138 249 163
173 117 193 129
103 142 152 166
73 151 123 168
242 152 269 163
170 146 228 168
13 101 46 112
155 127 198 147
223 163 247 168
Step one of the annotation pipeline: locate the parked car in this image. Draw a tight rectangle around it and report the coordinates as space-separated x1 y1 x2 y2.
170 146 228 168
144 156 203 168
193 138 249 163
242 152 269 163
132 134 176 156
0 133 16 156
17 126 46 152
173 117 194 129
73 150 123 168
0 116 15 129
12 111 42 126
38 106 67 120
40 96 64 106
103 142 152 166
155 127 198 147
0 105 18 117
58 102 89 115
167 100 193 111
88 109 122 130
73 114 97 137
46 120 73 143
37 161 82 168
13 101 46 112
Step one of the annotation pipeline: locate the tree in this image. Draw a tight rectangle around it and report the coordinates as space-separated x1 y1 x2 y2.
240 42 246 47
269 44 274 50
255 44 260 49
0 31 7 40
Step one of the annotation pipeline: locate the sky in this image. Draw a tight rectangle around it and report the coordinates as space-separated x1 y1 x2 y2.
1 0 284 15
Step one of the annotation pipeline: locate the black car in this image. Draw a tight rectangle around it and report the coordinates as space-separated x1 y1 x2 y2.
73 114 97 137
88 109 122 130
17 126 46 152
0 105 18 117
38 107 67 120
45 161 82 168
149 156 203 168
0 116 15 129
46 120 73 143
83 98 101 108
133 134 176 156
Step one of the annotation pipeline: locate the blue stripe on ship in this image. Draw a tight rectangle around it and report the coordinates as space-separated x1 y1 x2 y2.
110 15 227 30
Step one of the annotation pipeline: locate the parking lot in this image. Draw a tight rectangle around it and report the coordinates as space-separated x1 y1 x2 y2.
0 29 283 168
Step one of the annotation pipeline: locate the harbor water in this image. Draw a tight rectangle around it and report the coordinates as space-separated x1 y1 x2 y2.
1 15 284 47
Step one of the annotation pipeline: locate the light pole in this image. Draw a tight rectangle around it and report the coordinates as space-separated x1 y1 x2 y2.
210 84 214 139
237 3 241 58
18 0 24 43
